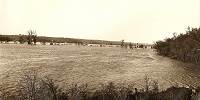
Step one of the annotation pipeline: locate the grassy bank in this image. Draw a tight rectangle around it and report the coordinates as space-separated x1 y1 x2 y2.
0 70 199 100
154 27 200 64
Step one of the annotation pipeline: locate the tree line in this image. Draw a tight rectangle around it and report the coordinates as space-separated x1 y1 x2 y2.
1 30 151 48
0 30 37 45
0 30 122 46
0 35 12 42
154 27 200 64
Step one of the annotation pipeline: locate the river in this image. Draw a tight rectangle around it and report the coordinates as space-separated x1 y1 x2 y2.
0 44 200 90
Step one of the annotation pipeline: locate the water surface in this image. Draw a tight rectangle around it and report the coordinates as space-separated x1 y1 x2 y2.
0 44 200 90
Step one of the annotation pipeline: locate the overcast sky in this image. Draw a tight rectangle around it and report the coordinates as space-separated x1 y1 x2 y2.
0 0 199 43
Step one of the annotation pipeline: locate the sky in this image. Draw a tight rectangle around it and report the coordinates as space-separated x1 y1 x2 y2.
0 0 199 43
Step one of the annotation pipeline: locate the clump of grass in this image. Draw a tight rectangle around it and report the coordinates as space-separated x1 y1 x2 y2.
144 75 159 93
66 83 89 100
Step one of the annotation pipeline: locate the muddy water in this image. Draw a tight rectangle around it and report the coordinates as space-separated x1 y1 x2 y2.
0 44 200 90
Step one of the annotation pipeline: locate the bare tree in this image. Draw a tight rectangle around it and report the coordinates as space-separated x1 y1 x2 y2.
27 30 37 45
121 40 125 48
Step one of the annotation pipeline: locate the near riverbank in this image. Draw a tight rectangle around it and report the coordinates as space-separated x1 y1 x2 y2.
0 70 200 100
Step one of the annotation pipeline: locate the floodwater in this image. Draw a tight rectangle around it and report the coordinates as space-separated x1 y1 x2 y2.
0 44 200 90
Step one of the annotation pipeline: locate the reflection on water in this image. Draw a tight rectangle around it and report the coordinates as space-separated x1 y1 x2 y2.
0 44 200 90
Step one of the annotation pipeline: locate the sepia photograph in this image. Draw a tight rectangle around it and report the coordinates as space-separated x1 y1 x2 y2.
0 0 200 100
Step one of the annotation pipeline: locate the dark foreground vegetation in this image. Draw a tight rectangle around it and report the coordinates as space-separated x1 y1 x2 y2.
154 27 200 64
0 70 200 100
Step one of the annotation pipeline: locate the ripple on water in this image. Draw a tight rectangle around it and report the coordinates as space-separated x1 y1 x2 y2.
1 44 200 91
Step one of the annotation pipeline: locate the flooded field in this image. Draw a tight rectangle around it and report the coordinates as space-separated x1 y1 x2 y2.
1 44 200 90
